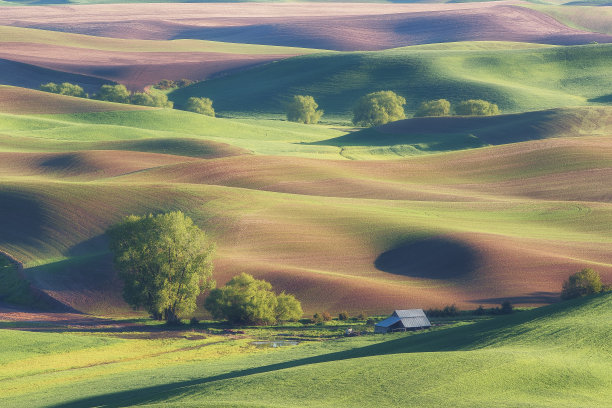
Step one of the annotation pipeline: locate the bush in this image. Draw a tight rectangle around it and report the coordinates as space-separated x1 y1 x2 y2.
185 97 215 117
561 268 603 300
286 95 323 124
312 312 332 324
455 99 500 116
205 273 302 325
338 311 349 321
414 99 451 117
474 305 486 316
96 84 131 103
357 311 368 320
352 90 406 127
500 301 513 314
154 79 194 90
39 82 86 98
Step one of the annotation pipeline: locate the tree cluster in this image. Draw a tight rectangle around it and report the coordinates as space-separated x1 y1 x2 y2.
96 84 173 108
414 99 500 117
39 82 86 98
205 273 302 325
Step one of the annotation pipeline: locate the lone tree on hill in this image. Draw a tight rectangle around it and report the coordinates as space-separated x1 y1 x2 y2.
352 90 406 127
108 211 215 323
561 268 603 300
286 95 324 124
185 97 215 117
414 99 451 117
96 84 131 104
455 99 500 116
205 273 302 325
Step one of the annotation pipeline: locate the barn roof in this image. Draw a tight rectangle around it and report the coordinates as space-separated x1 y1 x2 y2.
375 309 431 329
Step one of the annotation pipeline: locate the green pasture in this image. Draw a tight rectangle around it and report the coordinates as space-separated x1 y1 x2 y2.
0 292 609 407
170 43 612 121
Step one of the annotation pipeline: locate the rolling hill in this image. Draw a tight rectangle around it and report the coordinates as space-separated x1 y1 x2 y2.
169 43 612 121
0 87 611 315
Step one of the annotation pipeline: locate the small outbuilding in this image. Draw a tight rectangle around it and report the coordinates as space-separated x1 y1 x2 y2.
374 309 431 334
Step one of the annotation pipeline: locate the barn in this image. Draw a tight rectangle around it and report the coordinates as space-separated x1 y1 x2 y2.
374 309 431 334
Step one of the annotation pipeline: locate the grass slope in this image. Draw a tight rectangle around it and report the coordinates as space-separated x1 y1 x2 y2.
0 293 609 407
170 43 612 121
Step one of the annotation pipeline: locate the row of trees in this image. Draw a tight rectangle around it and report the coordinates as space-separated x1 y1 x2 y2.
108 212 301 325
40 82 173 108
286 92 501 127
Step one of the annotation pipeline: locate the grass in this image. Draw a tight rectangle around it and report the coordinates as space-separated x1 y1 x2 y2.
169 43 612 122
0 292 609 407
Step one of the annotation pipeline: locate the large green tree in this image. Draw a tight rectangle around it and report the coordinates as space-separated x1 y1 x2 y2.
108 211 215 323
352 90 406 127
205 273 302 325
286 95 323 124
96 84 131 103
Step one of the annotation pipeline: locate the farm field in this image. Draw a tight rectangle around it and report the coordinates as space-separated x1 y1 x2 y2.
0 1 611 407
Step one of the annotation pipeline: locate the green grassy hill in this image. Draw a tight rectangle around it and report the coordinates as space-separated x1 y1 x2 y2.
0 292 609 407
169 43 612 122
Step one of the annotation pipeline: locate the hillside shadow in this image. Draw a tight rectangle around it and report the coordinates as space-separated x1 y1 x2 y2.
0 190 45 249
474 292 560 305
588 94 612 104
374 237 481 280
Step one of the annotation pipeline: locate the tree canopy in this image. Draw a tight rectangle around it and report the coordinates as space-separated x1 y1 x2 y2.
455 99 500 116
352 90 406 127
286 95 323 124
205 273 302 325
185 97 215 117
108 211 215 323
96 84 131 104
414 99 451 117
131 91 173 108
561 268 603 300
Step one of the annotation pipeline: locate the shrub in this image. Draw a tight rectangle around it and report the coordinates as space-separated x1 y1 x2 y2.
312 311 332 324
455 99 500 116
185 97 215 117
338 311 349 321
96 84 131 103
414 99 451 117
500 301 513 314
561 268 603 300
474 305 486 316
205 273 302 325
357 311 368 320
352 90 406 127
154 79 176 90
286 95 323 124
40 82 59 93
175 79 195 88
427 304 460 317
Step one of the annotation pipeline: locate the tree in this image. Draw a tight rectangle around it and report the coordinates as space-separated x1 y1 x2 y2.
185 97 215 117
352 90 406 127
205 273 302 325
455 99 500 116
338 311 349 321
108 211 215 323
131 91 173 108
414 99 451 117
286 95 323 124
96 84 131 103
40 82 59 93
561 268 603 300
